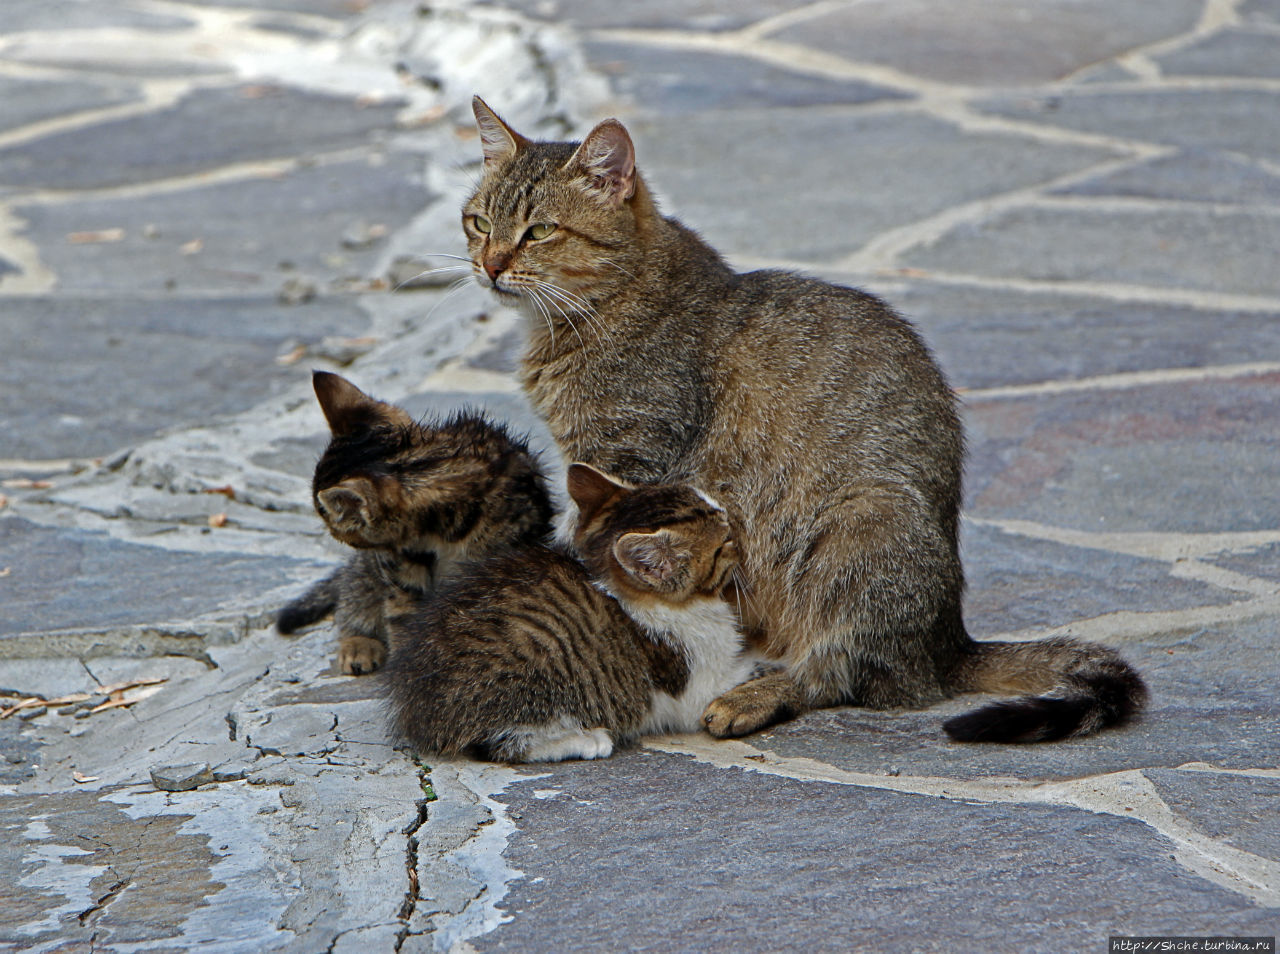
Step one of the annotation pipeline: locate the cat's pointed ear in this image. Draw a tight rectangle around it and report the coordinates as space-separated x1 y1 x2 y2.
317 482 372 528
313 371 410 437
614 530 690 592
565 119 636 208
566 462 629 526
472 96 528 170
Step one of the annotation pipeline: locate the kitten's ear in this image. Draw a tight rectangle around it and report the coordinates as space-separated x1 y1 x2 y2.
472 96 528 170
566 462 629 526
317 483 371 528
614 530 690 592
565 119 636 208
313 371 410 437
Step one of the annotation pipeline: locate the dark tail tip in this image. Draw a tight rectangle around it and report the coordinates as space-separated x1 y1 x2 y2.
276 597 335 634
944 696 1095 743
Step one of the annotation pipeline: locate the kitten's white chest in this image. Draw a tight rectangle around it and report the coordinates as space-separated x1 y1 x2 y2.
624 598 756 735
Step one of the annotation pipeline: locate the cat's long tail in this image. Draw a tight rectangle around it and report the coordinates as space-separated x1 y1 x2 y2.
943 636 1147 743
276 572 340 634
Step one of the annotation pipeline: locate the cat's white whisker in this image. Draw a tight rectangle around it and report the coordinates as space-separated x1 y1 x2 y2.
392 264 471 292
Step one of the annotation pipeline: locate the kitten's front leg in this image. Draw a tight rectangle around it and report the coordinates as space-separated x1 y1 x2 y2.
338 635 386 675
703 670 807 738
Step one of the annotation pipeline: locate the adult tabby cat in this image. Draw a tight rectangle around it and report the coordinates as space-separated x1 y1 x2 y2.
278 371 553 674
459 97 1146 743
384 463 754 762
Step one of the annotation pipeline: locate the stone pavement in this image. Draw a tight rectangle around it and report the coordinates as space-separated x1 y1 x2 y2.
1 0 1277 950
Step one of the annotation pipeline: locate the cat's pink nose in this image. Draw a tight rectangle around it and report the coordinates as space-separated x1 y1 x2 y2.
482 252 512 282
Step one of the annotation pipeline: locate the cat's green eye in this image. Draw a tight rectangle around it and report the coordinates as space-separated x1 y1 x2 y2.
472 215 492 234
527 223 557 241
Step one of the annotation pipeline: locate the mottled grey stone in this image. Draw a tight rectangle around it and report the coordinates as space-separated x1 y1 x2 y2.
0 720 39 784
849 279 1280 390
243 705 338 757
964 373 1280 533
176 0 359 13
16 153 428 296
0 0 193 30
907 204 1280 298
1210 541 1280 584
0 75 141 137
1147 769 1280 863
0 85 404 190
476 751 1276 953
630 110 1114 262
584 40 909 114
772 0 1202 85
1157 27 1280 78
0 658 94 698
755 616 1280 784
0 296 362 462
250 435 330 480
1051 150 1280 206
975 88 1280 163
151 762 214 791
481 0 797 32
0 517 313 643
1240 0 1280 24
960 521 1239 637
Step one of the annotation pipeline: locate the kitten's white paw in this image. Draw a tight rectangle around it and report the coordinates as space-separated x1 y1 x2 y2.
521 725 614 762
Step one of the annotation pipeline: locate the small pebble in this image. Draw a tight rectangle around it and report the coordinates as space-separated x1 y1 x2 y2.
150 762 213 792
18 706 47 721
278 276 317 306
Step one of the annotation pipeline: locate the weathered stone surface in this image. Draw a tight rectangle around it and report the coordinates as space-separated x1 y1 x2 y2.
908 204 1280 298
1051 150 1280 206
0 518 313 644
975 88 1280 163
630 110 1114 262
0 75 141 138
1210 541 1280 584
0 296 363 462
771 0 1202 85
755 616 1280 783
964 373 1280 532
1147 769 1280 863
485 0 797 32
1240 0 1280 24
584 40 908 114
150 762 215 791
0 1 193 31
960 521 1239 637
847 278 1280 390
0 85 404 191
16 154 429 295
1156 27 1280 79
476 751 1277 953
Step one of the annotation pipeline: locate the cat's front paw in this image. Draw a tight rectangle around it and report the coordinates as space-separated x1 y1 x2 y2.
703 676 802 738
338 635 386 675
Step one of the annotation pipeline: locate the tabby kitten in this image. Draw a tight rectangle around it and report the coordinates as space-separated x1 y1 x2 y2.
459 97 1147 743
384 463 753 762
277 371 554 675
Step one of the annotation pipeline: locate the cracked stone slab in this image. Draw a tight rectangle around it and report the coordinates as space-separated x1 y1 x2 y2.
963 372 1280 533
1209 542 1280 584
747 614 1280 784
15 153 430 296
960 520 1241 637
0 517 320 648
974 88 1280 164
1049 150 1280 207
906 204 1280 298
0 75 142 139
584 40 909 114
473 750 1276 952
770 0 1203 85
484 0 799 32
1146 769 1280 865
0 296 365 462
848 278 1280 390
0 85 405 191
628 110 1115 263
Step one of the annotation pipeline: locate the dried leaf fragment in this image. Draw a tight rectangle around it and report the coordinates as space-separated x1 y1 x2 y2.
88 685 164 714
208 512 229 528
274 344 306 366
2 478 53 489
95 676 166 696
202 485 236 500
72 770 100 784
0 696 43 719
68 228 125 244
180 238 204 255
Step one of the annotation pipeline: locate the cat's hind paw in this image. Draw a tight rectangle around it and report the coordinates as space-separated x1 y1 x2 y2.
521 726 614 762
338 635 386 675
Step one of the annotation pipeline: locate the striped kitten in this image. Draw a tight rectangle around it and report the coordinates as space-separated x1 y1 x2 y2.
383 463 754 762
277 371 553 675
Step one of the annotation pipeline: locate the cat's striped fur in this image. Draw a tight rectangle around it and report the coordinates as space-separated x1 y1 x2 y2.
384 463 755 762
460 98 1147 743
277 371 553 675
